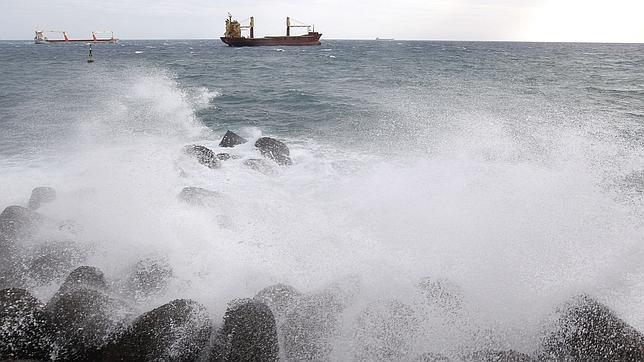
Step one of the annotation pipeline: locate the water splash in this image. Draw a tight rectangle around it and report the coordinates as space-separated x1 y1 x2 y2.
1 67 643 358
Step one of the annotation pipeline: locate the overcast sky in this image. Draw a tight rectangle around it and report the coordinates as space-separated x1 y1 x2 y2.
1 0 643 42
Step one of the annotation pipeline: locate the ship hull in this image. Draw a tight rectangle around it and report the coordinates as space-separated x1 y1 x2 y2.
220 33 321 47
34 39 118 45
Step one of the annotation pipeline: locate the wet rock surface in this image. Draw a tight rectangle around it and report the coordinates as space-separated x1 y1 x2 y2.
243 158 275 175
123 257 173 302
352 299 420 361
279 275 362 360
216 152 238 161
0 205 44 240
46 288 121 360
28 241 87 284
254 283 302 321
0 288 52 360
2 186 644 362
541 294 644 361
414 352 452 361
45 267 125 360
28 186 57 210
219 130 247 148
178 186 224 206
418 277 464 312
0 206 45 289
255 137 292 165
212 299 279 362
2 270 644 361
183 144 221 169
0 235 23 289
281 290 348 360
95 298 212 361
57 265 108 294
464 350 534 361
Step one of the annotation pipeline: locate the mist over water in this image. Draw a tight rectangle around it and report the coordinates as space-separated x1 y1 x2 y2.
1 40 643 358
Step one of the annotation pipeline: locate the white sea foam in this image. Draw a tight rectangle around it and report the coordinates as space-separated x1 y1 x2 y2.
1 69 642 357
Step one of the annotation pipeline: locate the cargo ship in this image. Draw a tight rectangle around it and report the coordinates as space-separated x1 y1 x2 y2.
34 30 118 44
220 14 321 47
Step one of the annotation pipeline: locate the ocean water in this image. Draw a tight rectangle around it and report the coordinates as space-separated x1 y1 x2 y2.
1 39 643 357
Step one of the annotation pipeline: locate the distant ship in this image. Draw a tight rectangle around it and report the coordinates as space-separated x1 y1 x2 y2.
375 37 394 41
34 30 118 44
220 14 321 47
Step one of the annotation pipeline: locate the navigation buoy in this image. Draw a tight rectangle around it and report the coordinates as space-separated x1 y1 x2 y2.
87 44 94 63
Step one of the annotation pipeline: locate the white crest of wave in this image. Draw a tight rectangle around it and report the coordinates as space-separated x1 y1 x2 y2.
1 69 643 357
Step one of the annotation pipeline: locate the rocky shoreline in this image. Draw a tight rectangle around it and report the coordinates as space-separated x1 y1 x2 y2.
2 131 643 361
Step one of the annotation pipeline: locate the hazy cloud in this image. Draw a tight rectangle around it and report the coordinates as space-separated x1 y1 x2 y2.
0 0 642 42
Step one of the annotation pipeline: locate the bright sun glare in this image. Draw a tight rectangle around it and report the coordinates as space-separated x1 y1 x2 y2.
524 0 644 42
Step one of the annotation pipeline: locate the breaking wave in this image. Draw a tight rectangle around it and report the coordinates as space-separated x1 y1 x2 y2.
1 64 643 358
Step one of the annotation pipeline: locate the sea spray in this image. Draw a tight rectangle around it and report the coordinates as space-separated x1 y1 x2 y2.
1 41 643 359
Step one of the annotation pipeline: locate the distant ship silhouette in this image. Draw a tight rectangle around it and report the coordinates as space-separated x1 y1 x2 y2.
220 14 321 47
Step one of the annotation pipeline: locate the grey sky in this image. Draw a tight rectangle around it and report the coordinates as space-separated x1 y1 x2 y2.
1 0 642 42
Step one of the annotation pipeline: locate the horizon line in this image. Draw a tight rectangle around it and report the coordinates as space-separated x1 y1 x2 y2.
1 37 643 45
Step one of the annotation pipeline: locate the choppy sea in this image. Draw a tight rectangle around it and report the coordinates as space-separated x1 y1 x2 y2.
1 39 643 358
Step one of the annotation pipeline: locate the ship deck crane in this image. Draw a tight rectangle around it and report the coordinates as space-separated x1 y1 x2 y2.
92 30 116 41
239 17 255 38
286 17 314 36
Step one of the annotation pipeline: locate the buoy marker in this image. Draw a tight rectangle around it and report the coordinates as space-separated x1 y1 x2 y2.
87 44 94 63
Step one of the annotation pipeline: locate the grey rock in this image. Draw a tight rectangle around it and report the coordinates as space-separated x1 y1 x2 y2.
243 158 275 175
95 299 212 361
352 299 420 361
464 350 534 361
178 186 223 206
216 153 240 161
0 288 52 360
28 241 87 284
217 153 231 161
28 186 57 210
541 294 644 361
414 352 452 361
254 283 302 321
281 292 344 360
46 287 123 360
124 257 173 302
0 234 22 289
417 277 463 312
212 299 279 362
183 144 221 169
57 266 108 295
254 137 292 166
219 130 247 148
281 275 360 360
0 205 44 240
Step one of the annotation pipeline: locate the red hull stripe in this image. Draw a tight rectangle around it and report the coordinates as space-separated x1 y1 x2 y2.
221 34 322 47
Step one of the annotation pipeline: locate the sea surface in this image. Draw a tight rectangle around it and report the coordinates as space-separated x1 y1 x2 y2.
1 39 643 357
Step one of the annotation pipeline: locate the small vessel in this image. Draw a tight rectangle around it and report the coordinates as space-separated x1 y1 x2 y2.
34 30 118 44
375 37 394 41
87 44 94 63
220 14 321 47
